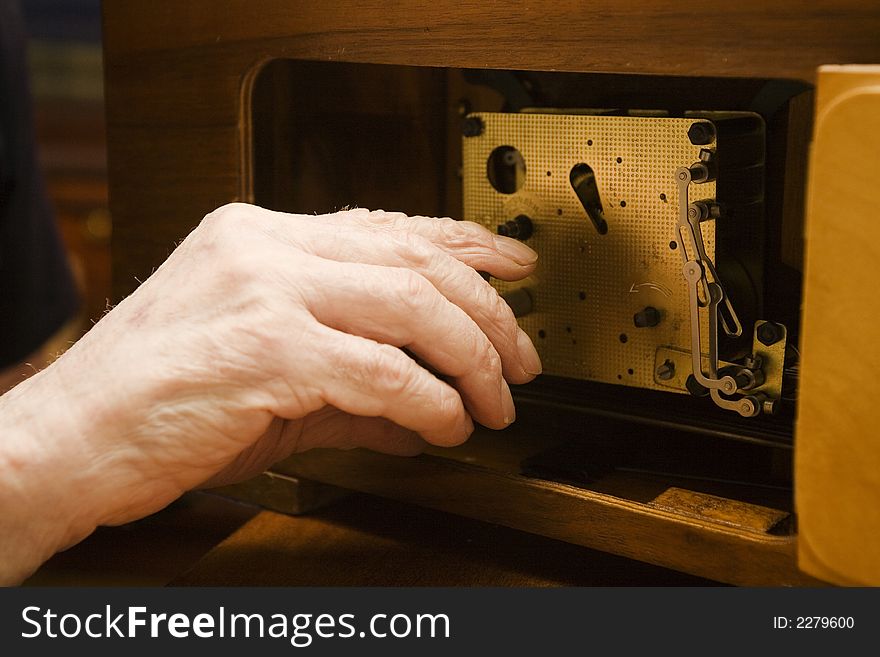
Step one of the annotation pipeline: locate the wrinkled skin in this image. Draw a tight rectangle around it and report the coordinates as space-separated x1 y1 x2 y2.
0 204 540 583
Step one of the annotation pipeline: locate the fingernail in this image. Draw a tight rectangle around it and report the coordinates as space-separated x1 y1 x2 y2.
517 328 543 376
500 379 516 426
495 236 538 265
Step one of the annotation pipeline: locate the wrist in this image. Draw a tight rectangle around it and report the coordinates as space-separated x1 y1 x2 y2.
0 348 138 583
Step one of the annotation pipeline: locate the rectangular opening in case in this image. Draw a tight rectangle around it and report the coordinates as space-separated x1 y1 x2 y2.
251 60 813 527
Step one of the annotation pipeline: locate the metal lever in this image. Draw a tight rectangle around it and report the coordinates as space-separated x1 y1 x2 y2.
676 168 742 337
675 164 759 417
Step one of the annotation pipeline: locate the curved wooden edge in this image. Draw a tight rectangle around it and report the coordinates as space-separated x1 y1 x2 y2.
796 66 880 586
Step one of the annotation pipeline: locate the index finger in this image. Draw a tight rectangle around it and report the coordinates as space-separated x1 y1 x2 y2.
305 208 538 282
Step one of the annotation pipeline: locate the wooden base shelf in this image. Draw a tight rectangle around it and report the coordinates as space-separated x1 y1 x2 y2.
264 425 819 586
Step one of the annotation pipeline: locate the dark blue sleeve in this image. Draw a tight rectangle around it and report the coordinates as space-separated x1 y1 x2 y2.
0 0 80 368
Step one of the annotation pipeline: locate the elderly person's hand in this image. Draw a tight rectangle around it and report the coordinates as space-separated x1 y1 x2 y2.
0 203 540 583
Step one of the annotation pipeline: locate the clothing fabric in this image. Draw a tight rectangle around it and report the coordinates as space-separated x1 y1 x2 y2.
0 0 79 367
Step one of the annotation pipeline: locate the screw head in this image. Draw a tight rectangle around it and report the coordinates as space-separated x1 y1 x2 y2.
461 116 484 137
656 359 675 380
634 306 662 328
497 214 533 241
688 121 716 145
756 321 783 346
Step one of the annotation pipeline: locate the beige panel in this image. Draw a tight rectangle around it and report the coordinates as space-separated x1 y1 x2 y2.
462 112 714 391
797 65 880 585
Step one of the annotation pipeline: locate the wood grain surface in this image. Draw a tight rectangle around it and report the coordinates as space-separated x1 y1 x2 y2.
103 2 880 585
104 1 880 80
273 446 817 586
796 65 880 586
103 0 880 298
173 494 717 586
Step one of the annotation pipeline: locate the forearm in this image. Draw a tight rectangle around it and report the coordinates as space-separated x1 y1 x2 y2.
0 317 242 585
0 358 119 584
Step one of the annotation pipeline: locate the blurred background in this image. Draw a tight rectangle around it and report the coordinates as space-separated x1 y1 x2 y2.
23 0 110 329
17 1 248 586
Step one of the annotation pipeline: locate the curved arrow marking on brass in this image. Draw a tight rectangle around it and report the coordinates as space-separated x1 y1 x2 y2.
629 282 673 297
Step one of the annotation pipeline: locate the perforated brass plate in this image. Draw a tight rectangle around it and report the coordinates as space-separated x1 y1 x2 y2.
463 112 715 392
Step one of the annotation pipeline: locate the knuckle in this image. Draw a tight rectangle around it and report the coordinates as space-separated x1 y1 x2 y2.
484 284 520 340
197 203 256 251
462 270 517 336
358 209 398 230
473 274 503 310
332 207 371 223
394 269 434 311
201 202 250 230
458 320 495 372
394 232 437 269
482 343 503 375
435 387 463 424
367 344 414 397
436 217 468 242
438 218 493 248
377 210 409 228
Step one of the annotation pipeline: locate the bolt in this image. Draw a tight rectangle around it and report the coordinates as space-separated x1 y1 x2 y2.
497 214 533 241
633 306 661 328
687 121 716 145
689 163 710 183
461 116 484 137
677 170 689 181
732 370 754 390
656 360 675 381
756 321 783 347
739 399 756 416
